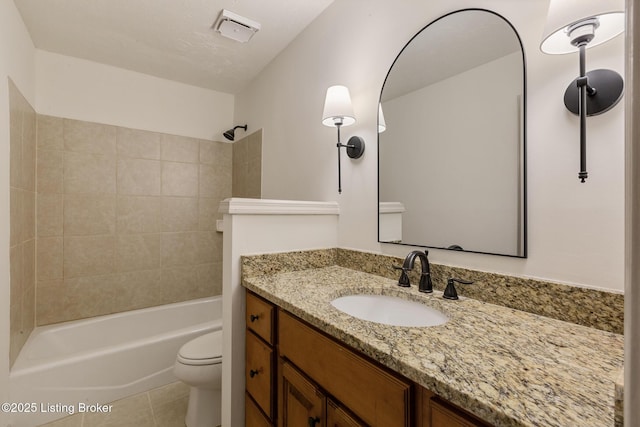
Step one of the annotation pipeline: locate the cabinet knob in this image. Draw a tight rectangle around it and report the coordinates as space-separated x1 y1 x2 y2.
308 416 320 427
249 369 259 378
250 314 259 322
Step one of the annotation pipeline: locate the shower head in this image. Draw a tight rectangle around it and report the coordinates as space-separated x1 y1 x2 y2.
223 124 248 141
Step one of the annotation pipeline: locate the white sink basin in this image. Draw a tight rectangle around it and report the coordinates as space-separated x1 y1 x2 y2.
330 294 448 327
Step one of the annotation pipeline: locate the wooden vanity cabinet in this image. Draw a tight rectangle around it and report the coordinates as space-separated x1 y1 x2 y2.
245 290 493 427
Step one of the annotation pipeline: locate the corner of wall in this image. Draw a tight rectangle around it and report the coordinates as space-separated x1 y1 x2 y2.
0 0 37 420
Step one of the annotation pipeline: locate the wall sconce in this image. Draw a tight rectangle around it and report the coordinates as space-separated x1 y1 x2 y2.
541 0 625 182
223 124 247 141
322 85 365 193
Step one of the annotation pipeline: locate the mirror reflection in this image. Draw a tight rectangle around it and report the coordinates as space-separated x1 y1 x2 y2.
378 9 526 257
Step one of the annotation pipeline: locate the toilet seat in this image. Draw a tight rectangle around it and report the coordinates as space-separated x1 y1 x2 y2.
177 331 223 366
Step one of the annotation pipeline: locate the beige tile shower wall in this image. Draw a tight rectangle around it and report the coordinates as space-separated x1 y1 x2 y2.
36 115 232 325
8 79 37 366
232 129 262 198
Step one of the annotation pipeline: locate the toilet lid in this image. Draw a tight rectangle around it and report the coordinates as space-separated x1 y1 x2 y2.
178 331 222 365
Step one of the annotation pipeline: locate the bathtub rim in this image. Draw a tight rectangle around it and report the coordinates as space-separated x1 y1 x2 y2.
10 295 222 376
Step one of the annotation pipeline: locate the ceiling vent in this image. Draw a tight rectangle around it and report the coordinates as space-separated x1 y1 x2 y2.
213 9 261 43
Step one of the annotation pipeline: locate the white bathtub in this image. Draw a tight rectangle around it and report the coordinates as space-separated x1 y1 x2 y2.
8 296 222 427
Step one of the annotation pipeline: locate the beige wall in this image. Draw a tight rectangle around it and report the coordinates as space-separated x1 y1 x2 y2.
35 50 234 142
9 79 36 366
235 0 626 292
35 115 232 325
232 129 262 198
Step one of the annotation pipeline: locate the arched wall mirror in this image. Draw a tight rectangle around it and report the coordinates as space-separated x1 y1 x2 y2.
378 9 527 258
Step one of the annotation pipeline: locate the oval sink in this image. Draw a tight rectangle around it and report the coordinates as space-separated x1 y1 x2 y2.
330 294 448 327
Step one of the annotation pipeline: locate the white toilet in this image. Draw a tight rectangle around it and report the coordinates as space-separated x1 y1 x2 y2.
173 331 223 427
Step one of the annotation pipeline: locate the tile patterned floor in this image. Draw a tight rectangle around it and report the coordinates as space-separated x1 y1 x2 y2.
39 382 190 427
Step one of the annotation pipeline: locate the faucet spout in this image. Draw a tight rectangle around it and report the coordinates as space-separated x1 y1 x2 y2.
398 250 433 293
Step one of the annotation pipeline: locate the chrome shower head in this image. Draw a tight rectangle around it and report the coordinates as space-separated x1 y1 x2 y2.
223 124 248 141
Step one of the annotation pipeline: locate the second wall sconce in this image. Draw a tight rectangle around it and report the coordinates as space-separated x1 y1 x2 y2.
322 85 365 194
541 0 625 182
378 104 387 133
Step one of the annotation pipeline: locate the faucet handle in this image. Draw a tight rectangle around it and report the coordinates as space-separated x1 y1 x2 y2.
392 265 411 287
443 278 473 300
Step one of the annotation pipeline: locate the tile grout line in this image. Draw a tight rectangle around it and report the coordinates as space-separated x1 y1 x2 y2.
146 391 159 427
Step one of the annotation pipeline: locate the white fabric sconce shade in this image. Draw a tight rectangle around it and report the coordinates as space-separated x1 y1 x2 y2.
378 104 386 133
322 85 356 127
541 0 625 54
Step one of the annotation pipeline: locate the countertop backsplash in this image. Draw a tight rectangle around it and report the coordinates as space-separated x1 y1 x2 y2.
241 248 623 334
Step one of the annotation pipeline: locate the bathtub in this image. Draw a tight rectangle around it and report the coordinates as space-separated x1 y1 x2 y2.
8 296 222 427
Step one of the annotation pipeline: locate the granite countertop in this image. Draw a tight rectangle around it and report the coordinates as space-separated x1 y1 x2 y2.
243 265 624 427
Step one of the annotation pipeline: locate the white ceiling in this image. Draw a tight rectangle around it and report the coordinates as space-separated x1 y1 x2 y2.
13 0 334 94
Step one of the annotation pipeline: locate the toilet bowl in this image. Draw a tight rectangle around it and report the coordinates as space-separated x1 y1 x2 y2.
173 331 223 427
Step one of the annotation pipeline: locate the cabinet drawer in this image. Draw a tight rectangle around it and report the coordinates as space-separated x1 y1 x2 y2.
247 292 275 344
246 331 274 419
279 311 411 427
246 392 273 427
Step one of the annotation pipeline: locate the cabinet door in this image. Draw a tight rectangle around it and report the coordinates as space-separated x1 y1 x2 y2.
431 398 490 427
326 399 366 427
246 392 273 427
279 311 411 427
281 361 325 427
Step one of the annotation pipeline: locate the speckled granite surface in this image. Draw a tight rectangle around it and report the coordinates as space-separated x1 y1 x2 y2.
615 369 624 427
336 249 623 334
241 248 337 277
242 264 624 427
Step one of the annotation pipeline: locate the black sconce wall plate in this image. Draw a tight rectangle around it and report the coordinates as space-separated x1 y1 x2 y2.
564 69 624 116
345 136 365 159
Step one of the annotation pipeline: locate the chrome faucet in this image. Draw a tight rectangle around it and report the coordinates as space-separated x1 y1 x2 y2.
395 250 433 293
